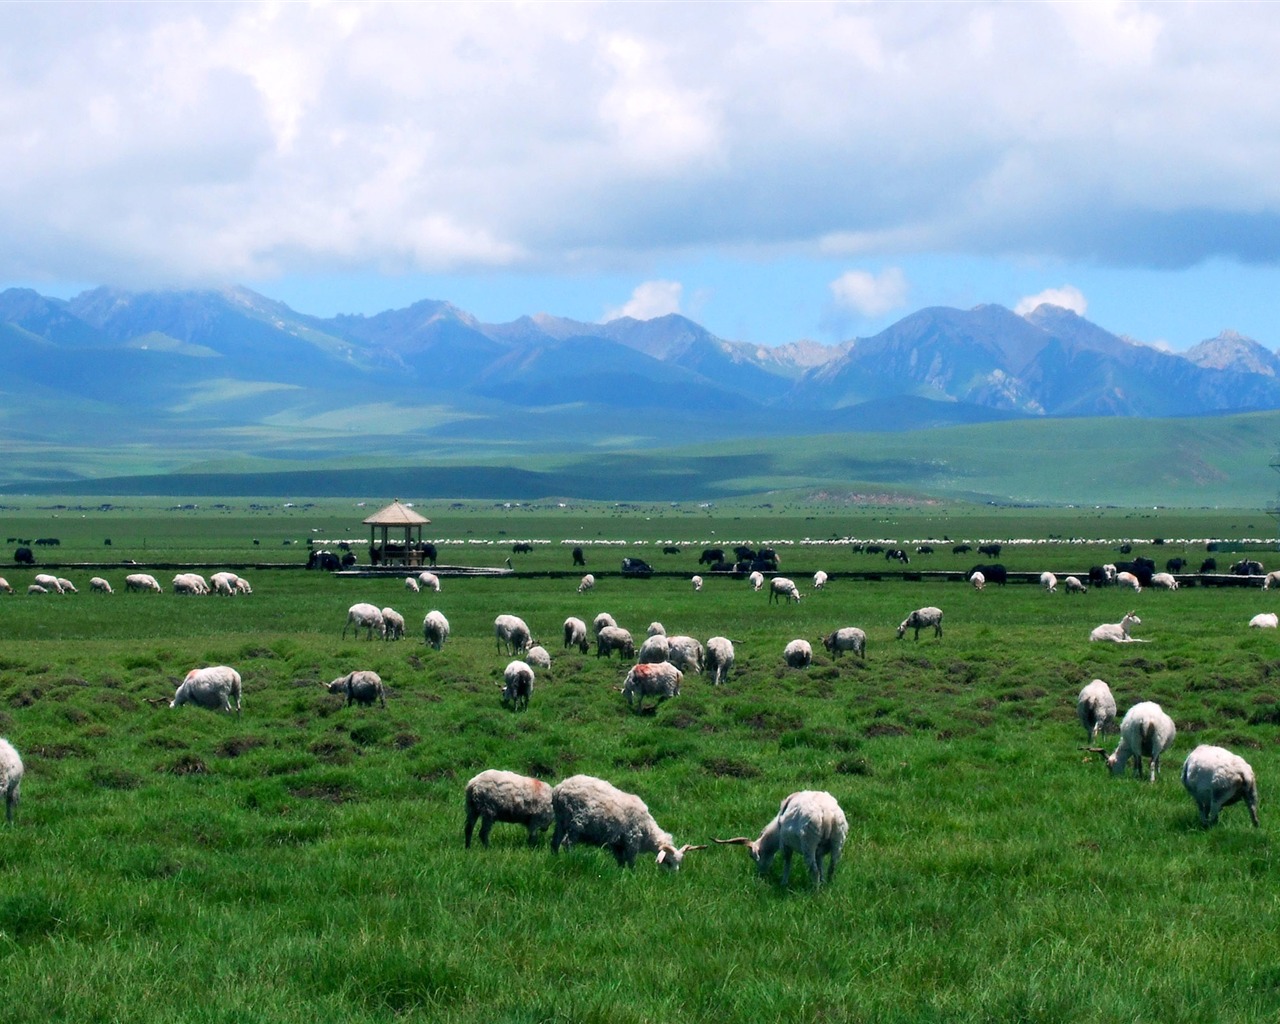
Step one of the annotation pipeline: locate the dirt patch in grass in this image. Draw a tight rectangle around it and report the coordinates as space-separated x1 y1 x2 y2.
88 764 141 789
289 784 350 803
8 688 42 708
216 736 267 758
164 754 208 775
308 739 354 765
393 732 420 750
701 757 762 779
29 742 86 760
97 692 138 711
864 722 909 738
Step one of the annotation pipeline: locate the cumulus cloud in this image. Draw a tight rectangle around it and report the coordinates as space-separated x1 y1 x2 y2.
1014 285 1088 317
829 267 908 317
605 280 683 321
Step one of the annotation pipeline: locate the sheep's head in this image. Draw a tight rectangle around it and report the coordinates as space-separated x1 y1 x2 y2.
655 843 706 871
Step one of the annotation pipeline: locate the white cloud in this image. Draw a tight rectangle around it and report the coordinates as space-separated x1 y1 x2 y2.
829 268 908 317
1014 285 1088 317
605 280 683 321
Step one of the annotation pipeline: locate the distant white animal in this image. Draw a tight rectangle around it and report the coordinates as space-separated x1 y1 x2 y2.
1181 745 1259 827
595 625 635 659
380 607 406 640
1249 613 1279 629
1092 701 1176 782
1115 571 1142 592
26 585 47 595
821 627 866 660
691 575 703 591
563 616 589 653
423 610 450 649
172 572 209 595
1076 679 1117 744
1064 575 1087 594
1264 570 1280 591
0 578 12 595
621 662 682 712
706 636 735 685
0 738 22 822
1149 572 1179 590
1040 572 1057 593
714 790 848 888
897 607 943 641
592 612 617 635
526 644 552 672
1089 611 1143 643
418 571 441 592
550 774 704 870
578 573 595 594
749 571 764 592
171 666 242 715
769 577 802 604
500 660 535 710
404 576 420 592
646 622 666 637
55 577 77 594
125 573 162 593
637 634 670 664
969 571 985 591
465 769 555 848
666 636 704 674
34 573 63 593
344 602 386 640
494 614 533 655
783 639 812 668
813 570 828 589
326 670 385 707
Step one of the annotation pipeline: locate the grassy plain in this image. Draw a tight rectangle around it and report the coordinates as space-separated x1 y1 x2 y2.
1 500 1280 1022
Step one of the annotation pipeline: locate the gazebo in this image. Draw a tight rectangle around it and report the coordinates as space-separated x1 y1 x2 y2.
364 499 431 567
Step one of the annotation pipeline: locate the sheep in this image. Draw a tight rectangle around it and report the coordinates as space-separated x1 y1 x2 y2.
1064 575 1088 594
714 790 848 888
592 612 617 635
171 665 242 715
706 636 735 686
0 578 11 595
326 670 386 708
821 627 866 660
407 614 442 655
87 576 113 595
1040 571 1057 593
418 571 441 592
380 607 406 641
1264 571 1280 591
500 660 535 710
1089 611 1143 643
667 635 704 674
172 572 209 595
969 571 985 591
897 607 943 641
233 576 253 595
211 572 237 596
813 570 828 589
578 573 595 594
783 639 812 668
1249 613 1279 629
691 575 703 591
1115 570 1142 592
1149 572 1179 590
621 662 682 712
1181 745 1259 827
595 625 635 659
637 633 670 664
550 774 704 870
1076 679 1117 744
647 622 666 637
1090 701 1176 782
769 577 803 604
494 614 532 655
748 570 764 592
33 573 64 593
0 738 22 823
464 769 555 848
55 577 78 594
344 602 386 640
26 584 47 595
404 576 420 593
526 644 552 672
563 616 589 653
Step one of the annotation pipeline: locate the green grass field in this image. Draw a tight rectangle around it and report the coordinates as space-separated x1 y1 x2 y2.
1 501 1279 1022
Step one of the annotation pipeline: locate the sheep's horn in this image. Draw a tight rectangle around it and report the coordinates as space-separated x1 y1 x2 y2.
713 837 753 845
678 844 707 853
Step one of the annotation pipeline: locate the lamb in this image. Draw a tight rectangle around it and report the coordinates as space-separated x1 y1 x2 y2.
1090 701 1176 782
418 571 441 592
783 639 812 668
714 790 848 888
494 614 533 655
1076 679 1117 744
500 660 535 710
326 669 386 707
404 576 420 593
55 577 78 594
1115 570 1142 592
897 607 943 641
637 633 670 664
821 627 866 660
380 607 406 641
171 665 242 715
691 575 703 591
813 570 828 589
233 576 252 595
667 635 704 674
344 603 386 640
464 769 555 848
595 625 635 659
1064 575 1088 594
125 573 162 593
27 584 48 595
748 570 764 592
563 616 589 653
769 577 803 604
423 610 450 649
578 573 595 594
33 573 64 593
526 644 552 672
0 578 11 595
646 622 666 637
621 662 682 712
1149 572 1179 590
706 636 735 685
969 571 985 591
1089 611 1143 643
1181 745 1259 827
550 774 704 870
592 612 617 634
1249 613 1279 629
0 738 22 822
89 577 113 594
1264 570 1280 591
1040 571 1057 593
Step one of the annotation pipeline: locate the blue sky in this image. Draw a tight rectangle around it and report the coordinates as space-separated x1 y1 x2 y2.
3 2 1280 351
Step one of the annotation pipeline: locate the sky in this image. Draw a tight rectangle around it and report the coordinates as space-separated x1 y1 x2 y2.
3 1 1280 351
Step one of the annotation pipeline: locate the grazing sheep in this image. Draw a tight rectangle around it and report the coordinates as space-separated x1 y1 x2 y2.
55 577 78 594
1040 572 1057 593
404 576 420 593
637 633 670 664
1064 575 1088 594
969 571 985 591
714 790 848 888
1115 571 1142 592
647 622 666 637
1264 571 1280 591
0 578 11 595
494 614 533 655
172 572 210 595
344 602 386 640
783 639 812 668
210 572 237 596
33 573 64 593
125 573 162 593
1181 745 1259 827
418 571 441 592
380 607 406 641
233 576 252 595
691 575 703 591
578 573 595 594
1089 611 1143 643
595 625 635 659
592 612 617 634
821 627 866 660
26 584 48 595
1093 701 1176 782
813 570 828 589
897 607 943 641
706 636 735 685
526 645 552 672
0 739 22 822
563 616 589 653
1250 613 1279 629
550 774 704 870
327 670 386 708
423 609 450 649
749 571 765 592
1149 572 1179 590
621 662 682 712
1076 679 1117 744
171 666 242 715
667 635 704 674
769 577 803 604
501 660 534 710
464 769 555 848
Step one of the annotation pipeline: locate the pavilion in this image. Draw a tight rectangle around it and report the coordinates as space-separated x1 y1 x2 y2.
364 499 431 566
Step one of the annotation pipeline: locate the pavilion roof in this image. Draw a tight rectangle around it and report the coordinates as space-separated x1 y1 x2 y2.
363 499 430 527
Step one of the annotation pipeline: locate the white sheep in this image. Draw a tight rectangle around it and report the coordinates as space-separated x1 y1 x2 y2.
621 661 682 712
593 612 617 634
404 576 420 593
1076 679 1117 744
897 607 943 641
1264 571 1280 591
813 570 828 589
1089 611 1143 643
380 607 406 641
550 774 704 870
1249 613 1279 629
0 578 12 595
26 584 48 595
1149 572 1179 590
89 577 113 594
418 571 441 592
706 636 735 686
748 570 764 592
563 616 589 653
0 738 22 822
595 625 635 659
233 576 252 595
55 577 78 594
171 666 242 715
1040 571 1057 593
714 790 848 888
1093 701 1176 782
969 571 985 591
821 627 866 660
423 609 450 649
344 602 386 640
210 572 236 596
1115 570 1142 592
327 670 386 707
637 633 670 664
578 573 595 594
494 614 533 655
1181 745 1259 827
526 644 552 672
500 660 535 710
691 575 703 591
33 573 63 593
172 572 209 595
125 573 163 593
464 769 555 848
667 635 704 674
1064 575 1088 594
769 577 803 604
646 622 666 637
783 639 812 668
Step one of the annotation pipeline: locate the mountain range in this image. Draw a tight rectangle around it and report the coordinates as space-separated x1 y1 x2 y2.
0 284 1278 487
